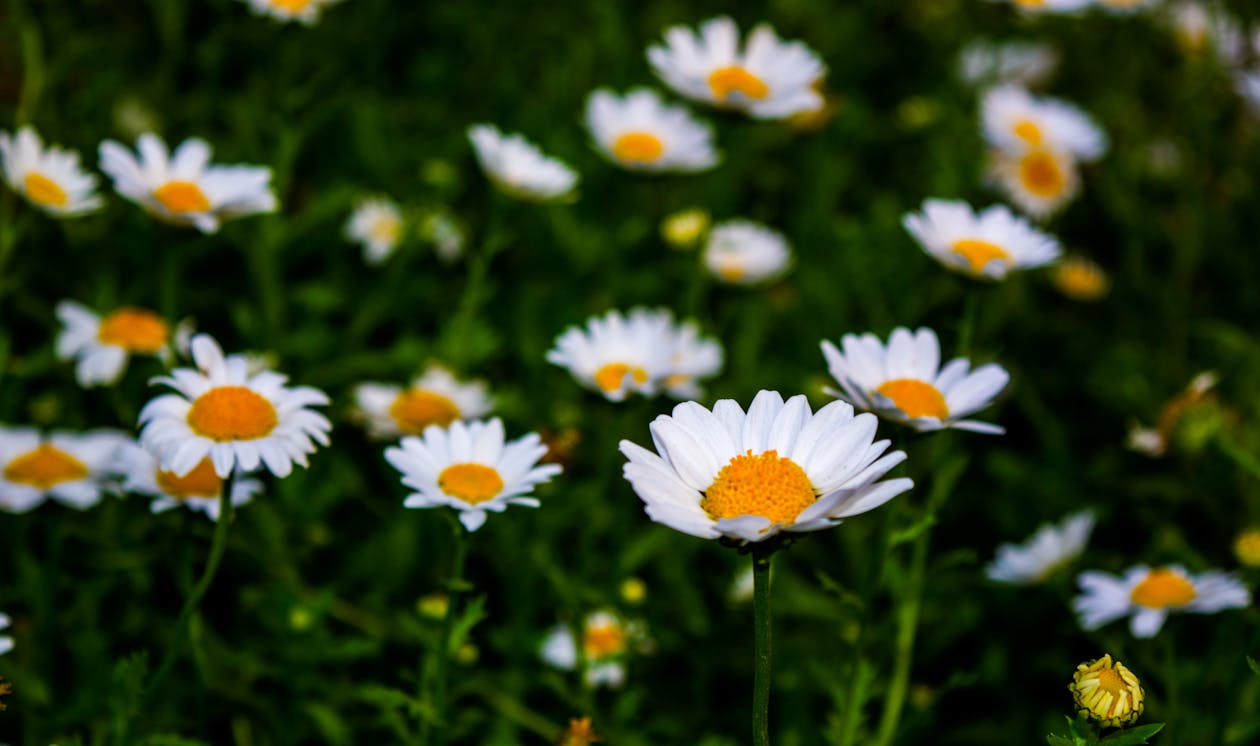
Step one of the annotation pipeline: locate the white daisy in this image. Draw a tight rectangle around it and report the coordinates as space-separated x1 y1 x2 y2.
345 197 404 265
240 0 343 25
114 440 261 521
994 0 1092 14
98 133 278 233
584 88 719 172
1168 3 1245 62
466 124 578 202
981 85 1107 161
138 334 332 479
1074 565 1251 638
0 126 103 216
0 612 11 655
0 426 130 513
988 146 1081 219
1235 70 1260 115
986 510 1096 584
55 300 173 387
957 40 1059 88
539 610 646 688
384 418 561 532
619 390 913 543
902 199 1061 279
647 16 826 120
703 219 792 285
662 320 724 400
821 326 1010 435
1095 0 1156 13
353 364 493 440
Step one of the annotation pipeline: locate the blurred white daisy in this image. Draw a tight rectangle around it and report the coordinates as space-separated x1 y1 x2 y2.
98 133 278 233
988 147 1081 219
114 440 261 521
821 327 1010 435
1074 565 1251 638
987 510 1095 584
539 610 647 688
0 612 11 655
353 365 493 439
619 390 913 543
703 219 792 285
138 334 332 479
981 85 1107 162
957 41 1059 88
647 16 826 120
345 197 404 265
55 300 173 387
662 320 724 400
384 418 561 531
584 88 719 173
467 124 578 202
240 0 343 25
0 427 129 513
995 0 1091 14
1235 70 1260 115
1168 2 1244 62
902 199 1061 280
0 127 102 217
1095 0 1155 13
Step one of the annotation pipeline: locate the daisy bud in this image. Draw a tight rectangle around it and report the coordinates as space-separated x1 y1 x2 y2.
1070 654 1144 727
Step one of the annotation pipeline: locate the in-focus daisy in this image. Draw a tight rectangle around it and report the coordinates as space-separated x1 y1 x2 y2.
114 440 261 521
1074 565 1251 638
981 85 1107 161
55 300 172 387
584 88 719 173
988 146 1081 219
99 133 277 233
240 0 343 25
0 613 11 656
467 124 578 202
540 610 647 688
353 364 493 439
138 334 331 479
703 219 792 284
647 16 826 120
345 196 404 265
0 427 129 513
384 418 561 531
903 199 1061 279
821 327 1010 435
1052 255 1110 301
0 127 102 217
986 510 1095 584
957 40 1059 88
619 390 913 543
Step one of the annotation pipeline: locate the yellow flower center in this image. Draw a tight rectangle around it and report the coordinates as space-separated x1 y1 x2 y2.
97 308 169 353
271 0 314 10
1019 151 1067 198
1130 568 1197 608
1053 260 1108 301
437 463 504 504
951 239 1011 274
876 379 949 420
23 172 69 208
369 215 401 245
612 132 665 164
154 180 211 214
187 386 279 441
389 390 461 434
583 622 627 660
708 65 770 101
3 444 89 489
1012 119 1043 146
1072 655 1144 727
716 262 747 281
702 449 816 525
1235 529 1260 568
594 363 648 394
155 457 222 499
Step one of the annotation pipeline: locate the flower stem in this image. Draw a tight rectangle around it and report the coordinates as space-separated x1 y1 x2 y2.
423 516 469 746
957 288 979 357
752 549 774 746
873 524 929 746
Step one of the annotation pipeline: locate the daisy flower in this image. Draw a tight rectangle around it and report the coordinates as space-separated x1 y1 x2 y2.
1052 255 1110 301
345 196 404 265
647 16 826 120
584 88 719 173
986 510 1095 584
240 0 343 25
821 327 1010 435
539 610 647 688
467 124 578 202
55 300 173 387
138 334 332 479
662 320 724 400
957 40 1059 88
0 613 11 656
994 0 1091 14
1074 565 1251 638
902 199 1061 280
1095 0 1155 13
703 219 792 284
1168 2 1244 62
0 427 129 513
619 390 913 543
114 440 261 521
0 127 103 216
353 364 493 439
98 133 278 233
384 418 561 531
988 146 1081 219
1071 655 1145 728
981 85 1107 161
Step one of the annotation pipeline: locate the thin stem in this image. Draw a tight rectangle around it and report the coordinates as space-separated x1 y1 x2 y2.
1162 633 1181 746
423 516 469 746
752 550 773 746
873 526 929 746
1217 434 1260 482
957 288 979 357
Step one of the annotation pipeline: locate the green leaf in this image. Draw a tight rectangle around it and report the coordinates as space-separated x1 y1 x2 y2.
1047 736 1077 746
1097 723 1165 745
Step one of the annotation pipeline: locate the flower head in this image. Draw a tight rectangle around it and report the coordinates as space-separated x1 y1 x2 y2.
993 0 1091 15
988 146 1081 219
619 390 913 544
585 88 719 173
1071 654 1144 727
1235 528 1260 568
1052 255 1110 301
345 197 404 265
540 610 648 688
0 613 13 656
0 127 102 216
240 0 343 25
902 199 1061 280
385 418 561 531
467 124 578 202
957 40 1059 88
0 427 129 513
113 440 261 521
1074 564 1251 638
981 85 1107 162
661 208 710 249
55 300 173 387
703 219 792 285
353 365 493 439
986 510 1095 584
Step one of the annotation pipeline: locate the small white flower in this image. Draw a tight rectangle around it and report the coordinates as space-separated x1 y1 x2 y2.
957 40 1059 88
345 197 404 265
821 327 1010 434
353 365 493 440
1235 70 1260 115
987 510 1096 584
138 334 332 479
1074 565 1251 638
384 418 561 532
584 88 719 173
114 440 261 521
539 610 642 688
993 0 1091 14
981 85 1107 162
240 0 343 25
902 199 1061 280
1168 2 1245 63
0 427 130 513
988 147 1081 219
467 124 578 202
647 16 826 120
0 612 12 656
99 133 277 233
662 321 724 400
703 219 792 285
55 300 173 387
0 127 102 216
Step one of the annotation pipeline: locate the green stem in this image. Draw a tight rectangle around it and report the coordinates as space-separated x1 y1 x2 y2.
752 549 773 746
1162 633 1180 746
957 288 979 357
873 524 929 746
423 516 469 746
1217 434 1260 482
14 0 46 126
